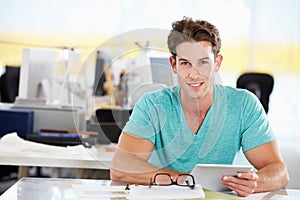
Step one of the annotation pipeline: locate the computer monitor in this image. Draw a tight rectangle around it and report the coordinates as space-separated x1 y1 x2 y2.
149 56 176 86
126 55 178 108
126 55 177 100
18 48 56 102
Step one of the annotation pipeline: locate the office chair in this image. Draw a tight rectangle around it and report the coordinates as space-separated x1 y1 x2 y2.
95 109 132 143
0 66 20 103
236 72 274 113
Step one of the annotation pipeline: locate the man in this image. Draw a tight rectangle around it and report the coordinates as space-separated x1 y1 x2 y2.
110 17 289 197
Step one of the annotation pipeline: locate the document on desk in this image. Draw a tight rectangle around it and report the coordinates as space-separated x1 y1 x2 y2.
72 183 126 198
127 184 205 199
0 132 97 160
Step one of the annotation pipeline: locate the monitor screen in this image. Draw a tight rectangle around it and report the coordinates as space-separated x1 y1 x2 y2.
149 56 176 86
18 48 56 102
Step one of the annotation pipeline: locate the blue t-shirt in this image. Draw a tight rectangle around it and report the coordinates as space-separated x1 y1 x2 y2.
123 84 275 172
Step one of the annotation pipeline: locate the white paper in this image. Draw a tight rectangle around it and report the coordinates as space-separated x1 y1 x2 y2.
127 184 205 200
0 132 96 160
72 183 126 198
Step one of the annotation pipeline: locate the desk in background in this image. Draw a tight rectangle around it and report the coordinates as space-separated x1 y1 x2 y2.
12 103 86 133
0 133 114 179
1 177 300 200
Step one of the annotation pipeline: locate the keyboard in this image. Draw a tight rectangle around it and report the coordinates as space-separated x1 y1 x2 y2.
27 133 93 148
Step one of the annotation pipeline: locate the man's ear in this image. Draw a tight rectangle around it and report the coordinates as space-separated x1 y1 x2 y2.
215 54 223 72
169 56 177 73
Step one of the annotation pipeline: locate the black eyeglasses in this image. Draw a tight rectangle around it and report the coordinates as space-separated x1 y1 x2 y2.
149 173 195 189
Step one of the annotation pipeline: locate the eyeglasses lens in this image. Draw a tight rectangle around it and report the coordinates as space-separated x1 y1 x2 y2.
177 175 194 186
155 174 172 185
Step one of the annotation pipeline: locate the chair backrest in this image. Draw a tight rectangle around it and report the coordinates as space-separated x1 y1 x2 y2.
0 66 20 103
237 72 274 113
95 109 132 143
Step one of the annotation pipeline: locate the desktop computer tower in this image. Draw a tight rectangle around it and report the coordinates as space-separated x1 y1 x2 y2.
0 109 34 139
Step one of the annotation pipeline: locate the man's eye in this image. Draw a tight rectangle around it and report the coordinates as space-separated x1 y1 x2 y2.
201 60 209 65
180 61 189 66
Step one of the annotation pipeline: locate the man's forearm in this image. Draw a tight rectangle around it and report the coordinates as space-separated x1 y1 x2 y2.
110 166 179 185
110 152 159 185
110 148 180 185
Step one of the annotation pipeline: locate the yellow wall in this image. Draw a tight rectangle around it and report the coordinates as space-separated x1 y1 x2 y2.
222 41 299 74
0 34 299 75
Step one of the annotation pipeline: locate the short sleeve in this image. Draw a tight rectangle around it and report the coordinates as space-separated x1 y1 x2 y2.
240 91 276 152
122 94 157 143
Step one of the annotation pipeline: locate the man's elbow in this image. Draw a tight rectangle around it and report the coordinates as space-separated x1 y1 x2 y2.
282 175 289 189
281 165 289 189
110 168 126 182
274 162 290 189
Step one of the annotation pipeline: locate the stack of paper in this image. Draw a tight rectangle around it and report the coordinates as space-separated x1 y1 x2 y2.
0 132 97 160
72 184 126 198
127 184 205 199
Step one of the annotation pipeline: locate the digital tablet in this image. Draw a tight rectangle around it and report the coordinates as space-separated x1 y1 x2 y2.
190 164 253 191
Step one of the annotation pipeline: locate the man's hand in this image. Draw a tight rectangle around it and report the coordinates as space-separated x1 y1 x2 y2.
221 172 258 197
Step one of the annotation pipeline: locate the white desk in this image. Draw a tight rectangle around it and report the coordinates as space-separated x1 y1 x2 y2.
1 177 300 200
0 133 114 178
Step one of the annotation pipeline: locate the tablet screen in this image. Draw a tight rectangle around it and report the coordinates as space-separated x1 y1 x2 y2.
190 164 253 191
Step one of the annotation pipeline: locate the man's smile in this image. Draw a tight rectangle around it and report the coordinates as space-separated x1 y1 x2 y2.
187 81 205 89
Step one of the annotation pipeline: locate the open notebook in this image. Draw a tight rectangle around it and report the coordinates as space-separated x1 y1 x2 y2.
126 184 205 199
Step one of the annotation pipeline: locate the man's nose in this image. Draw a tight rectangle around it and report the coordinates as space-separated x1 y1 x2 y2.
189 64 201 78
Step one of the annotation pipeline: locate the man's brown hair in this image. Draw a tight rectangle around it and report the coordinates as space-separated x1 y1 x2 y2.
167 16 222 58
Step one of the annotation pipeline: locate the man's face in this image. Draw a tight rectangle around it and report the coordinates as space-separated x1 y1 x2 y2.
170 41 220 100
